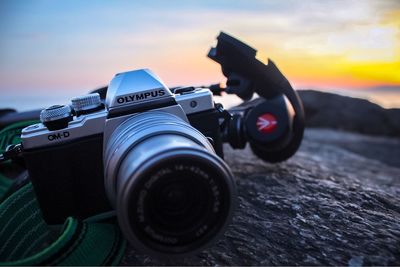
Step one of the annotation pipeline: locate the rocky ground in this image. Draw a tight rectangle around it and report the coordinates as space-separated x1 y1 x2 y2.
122 128 400 266
1 90 399 265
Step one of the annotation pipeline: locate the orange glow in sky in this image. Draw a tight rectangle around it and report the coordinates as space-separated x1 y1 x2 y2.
0 0 399 110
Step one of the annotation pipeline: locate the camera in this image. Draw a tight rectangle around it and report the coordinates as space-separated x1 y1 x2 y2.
21 68 236 256
18 32 305 257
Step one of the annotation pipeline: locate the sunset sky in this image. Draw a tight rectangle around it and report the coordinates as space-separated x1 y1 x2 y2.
1 0 399 109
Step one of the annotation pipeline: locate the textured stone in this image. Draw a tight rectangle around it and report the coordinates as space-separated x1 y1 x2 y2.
298 90 400 137
121 129 400 266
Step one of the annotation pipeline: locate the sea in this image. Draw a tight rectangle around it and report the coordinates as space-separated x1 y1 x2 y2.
1 87 399 112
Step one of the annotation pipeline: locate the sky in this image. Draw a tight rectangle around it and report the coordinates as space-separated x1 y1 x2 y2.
0 0 400 109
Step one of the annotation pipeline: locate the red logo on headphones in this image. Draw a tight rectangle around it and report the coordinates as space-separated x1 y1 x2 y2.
256 113 278 133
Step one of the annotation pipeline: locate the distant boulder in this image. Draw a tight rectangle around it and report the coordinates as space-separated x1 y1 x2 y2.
298 90 400 137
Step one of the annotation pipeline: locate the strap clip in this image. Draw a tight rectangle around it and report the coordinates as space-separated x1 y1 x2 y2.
0 144 23 163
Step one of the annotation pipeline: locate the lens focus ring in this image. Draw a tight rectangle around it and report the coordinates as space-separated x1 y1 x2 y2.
104 111 215 205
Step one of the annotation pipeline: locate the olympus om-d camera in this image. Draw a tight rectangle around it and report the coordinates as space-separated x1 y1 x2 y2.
19 32 305 257
21 69 235 256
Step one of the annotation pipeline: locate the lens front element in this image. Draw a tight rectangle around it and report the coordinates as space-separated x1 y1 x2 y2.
125 154 232 254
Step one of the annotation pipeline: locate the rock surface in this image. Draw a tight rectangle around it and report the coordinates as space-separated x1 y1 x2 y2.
121 129 400 266
298 90 400 137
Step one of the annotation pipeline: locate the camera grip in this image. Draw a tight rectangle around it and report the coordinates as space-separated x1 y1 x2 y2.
23 134 111 224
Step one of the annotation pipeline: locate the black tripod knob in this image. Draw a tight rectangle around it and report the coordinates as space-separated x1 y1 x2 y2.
245 95 304 163
244 95 292 150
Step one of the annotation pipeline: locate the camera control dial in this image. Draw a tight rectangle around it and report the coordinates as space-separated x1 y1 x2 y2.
40 105 73 131
71 93 102 115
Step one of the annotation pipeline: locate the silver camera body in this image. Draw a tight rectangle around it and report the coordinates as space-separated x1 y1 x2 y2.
22 69 215 151
21 69 236 256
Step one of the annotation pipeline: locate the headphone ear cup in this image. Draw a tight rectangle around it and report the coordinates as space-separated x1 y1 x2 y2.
244 95 305 163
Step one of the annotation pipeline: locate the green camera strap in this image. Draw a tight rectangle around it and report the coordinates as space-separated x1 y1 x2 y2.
0 121 126 266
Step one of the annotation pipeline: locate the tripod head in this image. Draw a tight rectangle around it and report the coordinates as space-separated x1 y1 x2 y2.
208 32 305 162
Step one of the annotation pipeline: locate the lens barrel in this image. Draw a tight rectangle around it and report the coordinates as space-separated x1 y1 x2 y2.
104 111 235 256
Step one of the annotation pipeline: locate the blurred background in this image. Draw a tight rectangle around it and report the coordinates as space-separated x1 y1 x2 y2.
1 0 399 111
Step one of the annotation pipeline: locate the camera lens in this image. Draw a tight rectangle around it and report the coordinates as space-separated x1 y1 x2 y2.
124 152 232 254
104 111 236 256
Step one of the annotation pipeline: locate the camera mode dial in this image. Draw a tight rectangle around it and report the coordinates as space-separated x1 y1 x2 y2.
40 105 73 131
71 93 102 115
